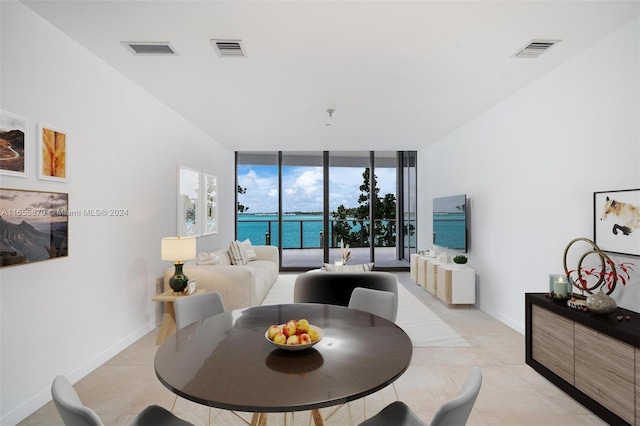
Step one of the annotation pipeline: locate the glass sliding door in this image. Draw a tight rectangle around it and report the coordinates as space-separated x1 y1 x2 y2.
373 151 400 267
280 152 324 269
328 152 372 265
401 151 417 260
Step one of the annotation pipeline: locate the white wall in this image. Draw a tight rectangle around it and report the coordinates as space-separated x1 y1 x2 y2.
0 2 235 423
418 18 640 333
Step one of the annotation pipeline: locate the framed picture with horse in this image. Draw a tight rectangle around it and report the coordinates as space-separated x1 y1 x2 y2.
594 188 640 257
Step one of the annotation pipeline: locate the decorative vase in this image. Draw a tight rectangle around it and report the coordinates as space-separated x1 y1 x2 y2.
169 262 189 293
586 288 617 315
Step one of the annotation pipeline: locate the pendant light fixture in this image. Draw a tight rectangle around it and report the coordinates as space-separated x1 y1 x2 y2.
325 108 335 126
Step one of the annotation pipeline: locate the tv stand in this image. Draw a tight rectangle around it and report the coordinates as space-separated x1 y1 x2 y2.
410 258 475 307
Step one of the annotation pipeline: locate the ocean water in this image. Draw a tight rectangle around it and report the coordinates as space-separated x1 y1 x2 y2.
238 214 373 248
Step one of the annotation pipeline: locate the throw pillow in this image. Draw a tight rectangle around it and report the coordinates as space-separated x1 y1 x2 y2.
195 252 220 265
323 262 374 272
228 240 249 265
241 238 257 261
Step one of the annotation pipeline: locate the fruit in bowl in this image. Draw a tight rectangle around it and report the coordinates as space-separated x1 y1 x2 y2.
265 318 323 351
283 319 298 337
267 325 283 340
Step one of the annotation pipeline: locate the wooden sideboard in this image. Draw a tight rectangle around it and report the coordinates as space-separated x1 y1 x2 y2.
526 293 640 425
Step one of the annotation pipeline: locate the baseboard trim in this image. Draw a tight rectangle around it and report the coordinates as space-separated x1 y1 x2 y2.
478 300 525 335
1 321 157 425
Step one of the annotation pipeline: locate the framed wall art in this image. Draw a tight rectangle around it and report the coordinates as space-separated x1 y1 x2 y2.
0 111 28 177
178 165 201 237
594 188 640 257
202 173 218 235
38 123 68 182
0 188 69 267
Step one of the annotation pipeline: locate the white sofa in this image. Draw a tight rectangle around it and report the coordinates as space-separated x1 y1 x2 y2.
163 245 279 311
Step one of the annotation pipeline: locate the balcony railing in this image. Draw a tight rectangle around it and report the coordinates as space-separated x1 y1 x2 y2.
237 218 397 249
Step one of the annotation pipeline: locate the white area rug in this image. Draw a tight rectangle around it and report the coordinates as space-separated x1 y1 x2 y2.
262 274 469 347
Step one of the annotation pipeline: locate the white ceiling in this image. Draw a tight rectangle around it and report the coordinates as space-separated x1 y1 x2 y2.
22 1 640 152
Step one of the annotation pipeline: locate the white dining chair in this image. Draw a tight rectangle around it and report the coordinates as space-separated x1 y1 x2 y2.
358 366 483 426
174 291 226 330
348 287 398 322
348 286 400 404
51 375 193 426
173 292 251 423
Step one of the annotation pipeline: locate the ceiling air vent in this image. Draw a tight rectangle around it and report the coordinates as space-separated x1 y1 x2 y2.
513 39 560 58
122 42 177 56
210 39 246 57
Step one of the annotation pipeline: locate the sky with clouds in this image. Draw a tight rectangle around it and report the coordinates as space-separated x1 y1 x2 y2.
238 165 396 214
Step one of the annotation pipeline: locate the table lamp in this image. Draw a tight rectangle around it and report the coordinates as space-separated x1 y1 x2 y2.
161 236 196 293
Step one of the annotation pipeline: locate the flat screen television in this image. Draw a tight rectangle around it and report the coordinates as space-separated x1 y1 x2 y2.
433 194 468 253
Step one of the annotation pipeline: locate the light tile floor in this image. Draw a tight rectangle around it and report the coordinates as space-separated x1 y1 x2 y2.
20 273 606 425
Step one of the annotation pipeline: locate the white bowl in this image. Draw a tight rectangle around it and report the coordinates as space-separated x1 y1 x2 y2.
265 324 324 351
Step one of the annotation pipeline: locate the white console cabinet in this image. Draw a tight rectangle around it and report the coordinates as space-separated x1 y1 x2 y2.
411 256 476 307
410 255 436 289
436 264 475 307
417 257 430 288
426 260 439 295
410 254 420 283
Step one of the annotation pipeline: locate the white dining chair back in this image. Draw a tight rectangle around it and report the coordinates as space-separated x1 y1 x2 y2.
348 287 397 322
358 367 482 426
174 291 225 331
348 286 400 405
430 366 482 425
52 375 194 426
52 375 103 426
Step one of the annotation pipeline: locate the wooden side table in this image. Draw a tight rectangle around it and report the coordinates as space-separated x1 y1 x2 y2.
152 289 208 345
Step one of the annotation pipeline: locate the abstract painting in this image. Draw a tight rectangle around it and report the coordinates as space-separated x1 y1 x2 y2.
39 124 67 182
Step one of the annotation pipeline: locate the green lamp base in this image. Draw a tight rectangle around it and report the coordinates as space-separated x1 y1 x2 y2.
169 262 189 294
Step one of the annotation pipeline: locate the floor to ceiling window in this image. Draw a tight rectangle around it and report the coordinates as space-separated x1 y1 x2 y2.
236 152 279 246
236 151 416 270
401 151 418 260
328 152 372 265
373 152 399 268
280 152 325 268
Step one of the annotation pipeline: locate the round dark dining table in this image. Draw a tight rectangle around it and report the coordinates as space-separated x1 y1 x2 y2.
154 303 413 424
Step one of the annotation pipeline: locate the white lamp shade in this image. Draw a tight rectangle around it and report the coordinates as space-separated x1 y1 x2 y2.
161 237 196 262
